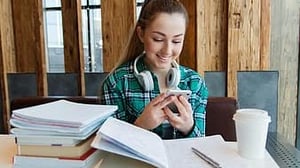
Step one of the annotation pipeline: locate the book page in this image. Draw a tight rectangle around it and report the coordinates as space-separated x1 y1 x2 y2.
92 135 159 167
12 100 117 127
164 135 279 168
10 127 97 139
92 117 168 168
13 132 81 146
13 150 102 168
10 119 101 135
164 135 225 168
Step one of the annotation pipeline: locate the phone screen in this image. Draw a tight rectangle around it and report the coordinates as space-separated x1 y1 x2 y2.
166 90 191 113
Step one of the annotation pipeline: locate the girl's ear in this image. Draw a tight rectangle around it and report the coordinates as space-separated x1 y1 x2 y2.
136 26 144 43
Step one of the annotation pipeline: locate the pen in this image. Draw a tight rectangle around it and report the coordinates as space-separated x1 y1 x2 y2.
191 147 222 168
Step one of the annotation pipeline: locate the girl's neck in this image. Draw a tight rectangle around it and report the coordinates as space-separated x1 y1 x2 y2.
143 57 171 92
153 70 169 93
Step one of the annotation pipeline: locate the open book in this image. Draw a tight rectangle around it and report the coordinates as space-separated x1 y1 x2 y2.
91 117 279 168
91 117 226 168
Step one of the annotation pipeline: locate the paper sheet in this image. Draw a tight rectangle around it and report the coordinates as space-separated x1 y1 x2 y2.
12 100 117 127
164 135 279 168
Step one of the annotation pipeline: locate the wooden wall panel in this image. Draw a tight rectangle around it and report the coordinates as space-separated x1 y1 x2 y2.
0 17 9 132
227 0 264 97
11 0 47 96
180 0 197 71
61 0 85 95
0 0 15 132
12 1 35 72
270 0 299 145
0 0 16 73
260 0 271 69
196 0 228 75
35 0 47 97
101 0 136 72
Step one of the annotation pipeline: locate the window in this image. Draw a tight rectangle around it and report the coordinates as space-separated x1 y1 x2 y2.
81 0 102 72
43 0 101 72
43 0 144 72
43 0 64 72
137 0 145 18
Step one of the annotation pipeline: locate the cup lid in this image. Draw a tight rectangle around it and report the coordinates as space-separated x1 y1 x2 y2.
233 108 271 122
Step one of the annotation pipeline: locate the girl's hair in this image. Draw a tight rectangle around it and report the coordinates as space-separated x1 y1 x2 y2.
111 0 189 71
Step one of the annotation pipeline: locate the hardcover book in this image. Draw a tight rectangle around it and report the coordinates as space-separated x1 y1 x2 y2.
17 135 95 158
13 148 102 168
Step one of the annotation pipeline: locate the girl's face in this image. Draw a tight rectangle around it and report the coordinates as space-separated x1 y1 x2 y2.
137 13 186 71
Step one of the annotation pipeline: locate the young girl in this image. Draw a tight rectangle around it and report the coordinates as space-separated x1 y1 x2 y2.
100 0 208 139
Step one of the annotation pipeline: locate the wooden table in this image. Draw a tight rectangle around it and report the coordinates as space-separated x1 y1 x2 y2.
0 135 17 168
2 133 299 168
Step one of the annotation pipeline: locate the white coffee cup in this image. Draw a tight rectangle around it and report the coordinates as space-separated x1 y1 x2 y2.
233 108 271 159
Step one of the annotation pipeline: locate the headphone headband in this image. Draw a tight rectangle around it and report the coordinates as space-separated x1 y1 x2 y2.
133 54 144 77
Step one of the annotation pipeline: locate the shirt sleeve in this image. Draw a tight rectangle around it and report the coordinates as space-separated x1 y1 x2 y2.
100 75 127 121
185 76 208 138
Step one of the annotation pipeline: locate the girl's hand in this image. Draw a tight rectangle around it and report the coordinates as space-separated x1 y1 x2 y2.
164 95 194 135
134 93 173 130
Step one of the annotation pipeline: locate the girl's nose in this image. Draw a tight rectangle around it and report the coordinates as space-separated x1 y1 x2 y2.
161 42 172 56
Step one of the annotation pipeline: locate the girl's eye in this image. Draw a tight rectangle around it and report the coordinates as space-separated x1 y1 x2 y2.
173 40 182 44
153 38 163 42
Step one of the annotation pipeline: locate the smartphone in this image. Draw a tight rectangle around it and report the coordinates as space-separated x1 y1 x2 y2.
166 89 192 113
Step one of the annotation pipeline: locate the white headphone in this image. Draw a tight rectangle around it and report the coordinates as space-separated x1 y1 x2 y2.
133 54 181 91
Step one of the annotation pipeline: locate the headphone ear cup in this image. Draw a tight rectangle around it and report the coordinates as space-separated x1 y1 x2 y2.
166 68 180 89
138 71 154 91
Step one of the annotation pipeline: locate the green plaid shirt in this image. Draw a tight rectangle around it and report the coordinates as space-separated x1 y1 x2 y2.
100 57 208 139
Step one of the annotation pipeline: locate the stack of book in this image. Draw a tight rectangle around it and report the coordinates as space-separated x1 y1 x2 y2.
9 99 118 168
